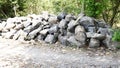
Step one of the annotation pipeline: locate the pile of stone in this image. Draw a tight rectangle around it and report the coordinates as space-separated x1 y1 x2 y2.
0 12 113 48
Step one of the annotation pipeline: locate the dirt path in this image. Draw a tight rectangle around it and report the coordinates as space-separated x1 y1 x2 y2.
0 37 120 68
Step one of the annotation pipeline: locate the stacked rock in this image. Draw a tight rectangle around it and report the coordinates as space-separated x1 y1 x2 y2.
0 12 113 48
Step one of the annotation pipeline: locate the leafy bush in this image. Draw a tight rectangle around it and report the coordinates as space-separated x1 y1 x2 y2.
112 29 120 41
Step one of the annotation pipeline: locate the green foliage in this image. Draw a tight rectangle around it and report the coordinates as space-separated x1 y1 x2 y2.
85 0 105 18
0 0 26 18
112 29 120 41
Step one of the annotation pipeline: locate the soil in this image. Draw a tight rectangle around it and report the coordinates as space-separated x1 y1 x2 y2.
0 37 120 68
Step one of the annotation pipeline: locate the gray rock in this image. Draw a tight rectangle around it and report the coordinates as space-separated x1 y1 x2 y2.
17 30 28 41
36 34 46 41
58 19 67 29
87 27 96 33
5 23 16 30
23 21 32 27
59 28 67 36
48 16 57 24
67 20 78 32
102 34 112 48
45 34 56 44
24 25 32 33
65 14 73 22
40 29 49 35
41 11 49 21
43 25 51 29
67 31 74 37
41 21 49 25
97 28 110 35
57 12 67 21
89 38 100 48
79 16 94 30
14 24 24 30
75 32 87 44
31 19 41 28
48 24 58 34
86 32 95 38
67 36 84 47
75 25 85 34
13 30 22 40
3 29 17 39
0 21 7 31
28 27 42 39
92 33 106 40
97 21 106 28
58 35 68 46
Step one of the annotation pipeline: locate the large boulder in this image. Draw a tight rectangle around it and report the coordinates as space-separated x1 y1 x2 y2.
79 16 95 30
75 31 87 43
89 38 100 48
67 36 84 47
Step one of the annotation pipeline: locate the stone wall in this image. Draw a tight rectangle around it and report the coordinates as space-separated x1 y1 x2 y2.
0 12 113 49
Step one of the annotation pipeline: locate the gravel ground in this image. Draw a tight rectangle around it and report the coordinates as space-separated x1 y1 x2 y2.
0 37 120 68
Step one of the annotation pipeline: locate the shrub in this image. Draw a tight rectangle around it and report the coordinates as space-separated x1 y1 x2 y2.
112 29 120 41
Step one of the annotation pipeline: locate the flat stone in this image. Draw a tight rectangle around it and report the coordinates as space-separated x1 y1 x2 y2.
89 38 100 48
92 33 106 40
